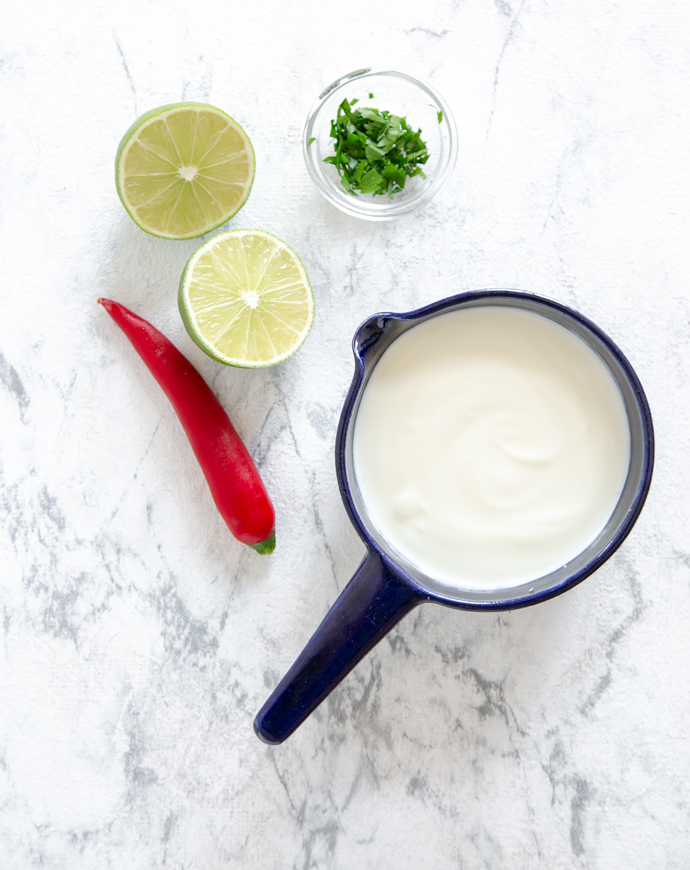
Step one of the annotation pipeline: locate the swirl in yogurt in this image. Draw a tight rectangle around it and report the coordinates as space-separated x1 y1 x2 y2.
352 305 631 589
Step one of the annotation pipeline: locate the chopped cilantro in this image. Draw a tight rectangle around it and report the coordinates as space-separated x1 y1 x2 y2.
307 136 316 146
323 98 430 198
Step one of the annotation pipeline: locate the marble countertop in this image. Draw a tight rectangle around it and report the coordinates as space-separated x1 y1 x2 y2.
2 1 689 867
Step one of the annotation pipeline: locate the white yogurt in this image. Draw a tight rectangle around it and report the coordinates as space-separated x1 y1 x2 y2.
352 305 631 589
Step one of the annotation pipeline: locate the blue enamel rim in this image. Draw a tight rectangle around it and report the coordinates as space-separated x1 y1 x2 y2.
335 289 655 612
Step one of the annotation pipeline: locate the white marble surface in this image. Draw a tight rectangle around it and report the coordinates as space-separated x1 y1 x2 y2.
1 1 689 867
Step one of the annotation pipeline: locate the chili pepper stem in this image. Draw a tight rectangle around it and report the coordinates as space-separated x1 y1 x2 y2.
251 531 276 555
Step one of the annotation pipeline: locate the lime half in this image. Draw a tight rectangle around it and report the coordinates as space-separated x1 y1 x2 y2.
116 103 255 240
179 230 315 367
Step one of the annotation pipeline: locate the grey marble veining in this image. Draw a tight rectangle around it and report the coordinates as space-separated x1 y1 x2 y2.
1 0 690 867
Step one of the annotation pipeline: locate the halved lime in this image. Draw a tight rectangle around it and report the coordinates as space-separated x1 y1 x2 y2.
179 230 315 367
115 103 255 240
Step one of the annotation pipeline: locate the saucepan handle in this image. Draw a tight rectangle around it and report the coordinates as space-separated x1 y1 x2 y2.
254 550 421 744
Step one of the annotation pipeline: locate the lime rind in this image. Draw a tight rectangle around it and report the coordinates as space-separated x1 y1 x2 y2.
179 230 315 368
115 103 255 240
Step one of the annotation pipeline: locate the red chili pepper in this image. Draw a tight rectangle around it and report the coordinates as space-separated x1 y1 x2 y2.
99 298 276 554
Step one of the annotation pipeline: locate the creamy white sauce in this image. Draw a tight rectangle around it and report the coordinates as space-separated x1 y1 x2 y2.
352 305 631 589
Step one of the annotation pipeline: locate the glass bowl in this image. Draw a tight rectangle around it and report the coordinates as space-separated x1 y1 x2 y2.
303 68 458 221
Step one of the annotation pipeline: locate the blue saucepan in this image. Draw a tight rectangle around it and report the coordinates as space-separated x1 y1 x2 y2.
254 290 654 744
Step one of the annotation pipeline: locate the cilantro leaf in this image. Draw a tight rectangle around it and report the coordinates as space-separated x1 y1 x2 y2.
324 97 431 198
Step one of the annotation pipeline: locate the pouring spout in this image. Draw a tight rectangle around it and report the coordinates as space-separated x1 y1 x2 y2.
254 550 422 744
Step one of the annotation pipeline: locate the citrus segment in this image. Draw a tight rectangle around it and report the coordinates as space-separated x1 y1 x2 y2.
116 103 255 239
179 230 315 367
